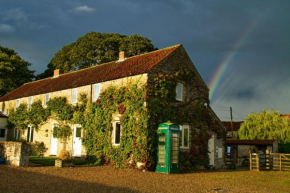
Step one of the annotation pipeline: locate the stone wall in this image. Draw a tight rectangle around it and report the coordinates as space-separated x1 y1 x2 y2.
0 141 30 166
147 45 225 169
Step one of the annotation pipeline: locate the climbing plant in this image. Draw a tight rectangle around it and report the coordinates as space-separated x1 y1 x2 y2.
81 85 149 168
7 68 225 171
147 69 225 171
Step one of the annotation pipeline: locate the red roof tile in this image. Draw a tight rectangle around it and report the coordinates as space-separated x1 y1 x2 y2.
222 121 243 132
0 45 181 101
226 139 276 145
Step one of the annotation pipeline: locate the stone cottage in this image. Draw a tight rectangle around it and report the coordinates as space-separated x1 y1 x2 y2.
0 44 225 169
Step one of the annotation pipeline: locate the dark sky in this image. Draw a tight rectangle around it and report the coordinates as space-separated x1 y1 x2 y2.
1 0 290 121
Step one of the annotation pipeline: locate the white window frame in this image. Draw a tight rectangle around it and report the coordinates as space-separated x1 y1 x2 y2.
113 121 121 146
93 84 101 101
176 83 183 101
16 99 20 108
180 125 190 149
28 96 33 109
14 128 20 141
44 93 50 107
72 88 78 104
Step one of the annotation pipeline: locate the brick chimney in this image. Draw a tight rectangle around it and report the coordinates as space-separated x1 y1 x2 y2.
53 69 61 78
118 51 126 61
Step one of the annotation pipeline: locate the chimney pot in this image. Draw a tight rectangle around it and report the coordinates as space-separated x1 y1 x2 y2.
119 51 126 61
53 69 60 78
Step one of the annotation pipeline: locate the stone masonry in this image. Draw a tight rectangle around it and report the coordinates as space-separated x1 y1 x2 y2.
0 141 30 166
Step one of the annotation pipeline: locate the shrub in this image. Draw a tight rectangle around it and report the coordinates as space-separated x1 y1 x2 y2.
30 141 48 156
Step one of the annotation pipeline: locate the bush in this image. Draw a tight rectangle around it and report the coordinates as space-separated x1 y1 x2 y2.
58 149 71 161
30 141 47 156
279 143 290 153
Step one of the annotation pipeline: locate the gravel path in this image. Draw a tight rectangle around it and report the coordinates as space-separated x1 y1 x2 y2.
1 165 290 193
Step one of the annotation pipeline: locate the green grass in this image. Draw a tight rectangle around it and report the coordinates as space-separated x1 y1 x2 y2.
29 156 86 166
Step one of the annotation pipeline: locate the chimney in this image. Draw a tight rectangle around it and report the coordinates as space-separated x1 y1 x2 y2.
118 51 126 61
53 69 61 78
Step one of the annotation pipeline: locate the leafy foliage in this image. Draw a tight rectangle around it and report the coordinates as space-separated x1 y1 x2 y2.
82 85 149 168
238 109 290 143
148 69 224 171
8 69 223 171
53 125 72 140
0 45 35 96
30 141 48 156
37 32 156 78
28 100 49 131
8 104 29 130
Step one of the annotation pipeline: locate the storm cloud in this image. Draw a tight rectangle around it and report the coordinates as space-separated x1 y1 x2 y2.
1 0 290 120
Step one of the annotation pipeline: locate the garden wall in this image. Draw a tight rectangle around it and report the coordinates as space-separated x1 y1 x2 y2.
0 141 30 166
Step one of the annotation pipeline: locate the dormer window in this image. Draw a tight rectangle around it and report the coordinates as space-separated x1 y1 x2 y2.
93 84 100 101
28 97 33 109
72 88 77 104
44 94 50 107
176 83 183 101
16 99 20 108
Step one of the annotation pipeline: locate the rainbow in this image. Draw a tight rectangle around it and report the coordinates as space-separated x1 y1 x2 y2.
209 18 261 103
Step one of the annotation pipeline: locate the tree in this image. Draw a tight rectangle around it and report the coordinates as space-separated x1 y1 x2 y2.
37 32 156 79
0 45 35 96
238 109 290 143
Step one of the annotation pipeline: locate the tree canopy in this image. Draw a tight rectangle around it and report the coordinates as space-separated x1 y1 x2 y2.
238 109 290 143
37 32 156 79
0 45 35 96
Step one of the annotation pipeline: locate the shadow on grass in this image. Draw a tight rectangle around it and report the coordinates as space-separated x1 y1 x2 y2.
0 165 138 193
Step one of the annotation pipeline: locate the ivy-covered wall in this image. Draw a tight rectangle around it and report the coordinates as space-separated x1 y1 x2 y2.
5 46 226 171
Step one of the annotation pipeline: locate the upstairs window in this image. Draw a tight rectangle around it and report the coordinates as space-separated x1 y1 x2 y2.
93 84 100 101
16 99 20 108
28 97 33 109
176 83 183 101
113 121 121 146
180 125 189 148
44 94 50 107
72 88 77 104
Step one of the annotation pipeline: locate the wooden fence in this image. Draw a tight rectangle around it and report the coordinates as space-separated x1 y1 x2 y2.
250 150 290 171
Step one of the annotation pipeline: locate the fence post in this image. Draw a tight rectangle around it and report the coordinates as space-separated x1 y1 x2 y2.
280 154 282 171
249 150 252 171
256 153 259 171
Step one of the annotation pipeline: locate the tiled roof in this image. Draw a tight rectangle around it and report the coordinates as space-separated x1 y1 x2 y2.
222 121 243 132
0 45 181 101
281 114 290 118
226 139 276 145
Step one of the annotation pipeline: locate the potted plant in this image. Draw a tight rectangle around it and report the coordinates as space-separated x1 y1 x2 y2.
53 124 74 167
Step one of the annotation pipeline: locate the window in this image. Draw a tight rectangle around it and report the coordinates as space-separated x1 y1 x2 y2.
179 125 189 148
72 88 77 104
44 94 50 107
14 128 21 141
0 129 5 138
16 99 20 108
28 97 33 109
176 83 183 101
26 126 34 142
113 121 121 146
93 84 100 101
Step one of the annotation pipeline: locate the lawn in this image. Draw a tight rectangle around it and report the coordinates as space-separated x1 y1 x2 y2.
1 165 290 192
29 156 86 166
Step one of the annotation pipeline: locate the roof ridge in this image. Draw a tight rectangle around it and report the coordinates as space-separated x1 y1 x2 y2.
0 44 181 101
24 44 182 86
